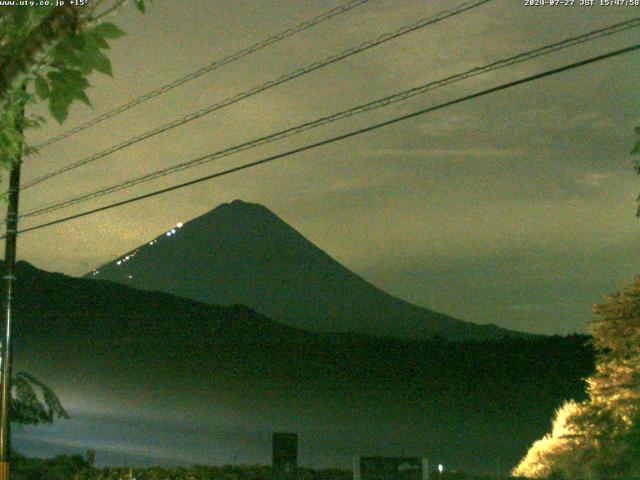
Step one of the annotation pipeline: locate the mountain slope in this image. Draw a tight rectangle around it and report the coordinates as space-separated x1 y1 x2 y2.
87 200 515 340
5 261 592 473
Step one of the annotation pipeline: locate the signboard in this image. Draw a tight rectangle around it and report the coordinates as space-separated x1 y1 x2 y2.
354 457 429 480
272 433 298 480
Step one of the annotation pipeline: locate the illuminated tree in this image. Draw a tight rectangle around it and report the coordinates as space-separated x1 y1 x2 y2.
514 277 640 478
512 400 582 478
586 280 640 476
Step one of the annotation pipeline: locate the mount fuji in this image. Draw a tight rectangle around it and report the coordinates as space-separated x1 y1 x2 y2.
87 200 518 340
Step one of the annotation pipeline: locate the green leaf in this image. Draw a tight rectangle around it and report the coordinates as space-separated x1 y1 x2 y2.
49 94 70 124
34 75 50 100
94 22 126 39
46 70 63 83
46 70 88 111
91 50 113 76
134 0 146 13
87 30 109 49
60 47 82 68
73 89 92 107
50 33 84 68
59 68 89 89
75 49 97 74
66 31 86 50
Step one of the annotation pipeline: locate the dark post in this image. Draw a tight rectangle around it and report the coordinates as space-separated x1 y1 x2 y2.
86 449 96 466
272 433 298 480
0 90 25 480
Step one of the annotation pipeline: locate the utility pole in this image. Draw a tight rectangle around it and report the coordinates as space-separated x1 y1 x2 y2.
0 87 25 480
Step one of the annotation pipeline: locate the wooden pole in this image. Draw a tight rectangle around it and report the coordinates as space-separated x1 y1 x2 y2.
0 87 25 480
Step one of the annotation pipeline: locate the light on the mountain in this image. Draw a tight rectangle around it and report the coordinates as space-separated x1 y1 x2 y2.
171 229 176 234
177 223 183 228
117 261 122 265
166 232 172 236
438 465 443 474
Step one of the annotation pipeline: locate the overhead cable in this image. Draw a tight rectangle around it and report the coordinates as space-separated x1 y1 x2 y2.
32 0 373 151
21 0 493 190
10 42 640 238
19 16 640 220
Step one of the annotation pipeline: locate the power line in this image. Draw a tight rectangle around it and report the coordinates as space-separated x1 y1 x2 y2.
10 42 640 239
21 0 493 190
18 17 640 220
32 0 372 151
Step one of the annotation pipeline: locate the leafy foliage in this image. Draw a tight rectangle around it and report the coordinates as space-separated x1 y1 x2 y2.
3 10 125 124
134 0 152 13
12 453 92 480
513 277 640 478
9 459 527 480
0 2 149 178
11 372 68 426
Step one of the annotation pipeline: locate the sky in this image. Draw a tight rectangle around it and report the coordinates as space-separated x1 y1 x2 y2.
9 0 640 335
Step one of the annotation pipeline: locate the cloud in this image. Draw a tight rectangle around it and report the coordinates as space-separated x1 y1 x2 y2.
13 0 640 337
574 171 618 188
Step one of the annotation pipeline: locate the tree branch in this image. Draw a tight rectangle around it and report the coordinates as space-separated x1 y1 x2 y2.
89 0 128 23
0 6 82 105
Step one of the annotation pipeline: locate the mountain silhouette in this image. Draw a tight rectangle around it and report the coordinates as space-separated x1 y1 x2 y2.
4 261 592 472
87 200 516 340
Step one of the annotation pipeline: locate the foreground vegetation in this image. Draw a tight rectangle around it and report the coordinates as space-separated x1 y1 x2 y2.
13 456 346 480
11 454 525 480
513 277 640 479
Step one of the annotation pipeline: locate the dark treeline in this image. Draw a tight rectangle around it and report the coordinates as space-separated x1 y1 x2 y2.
11 454 525 480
